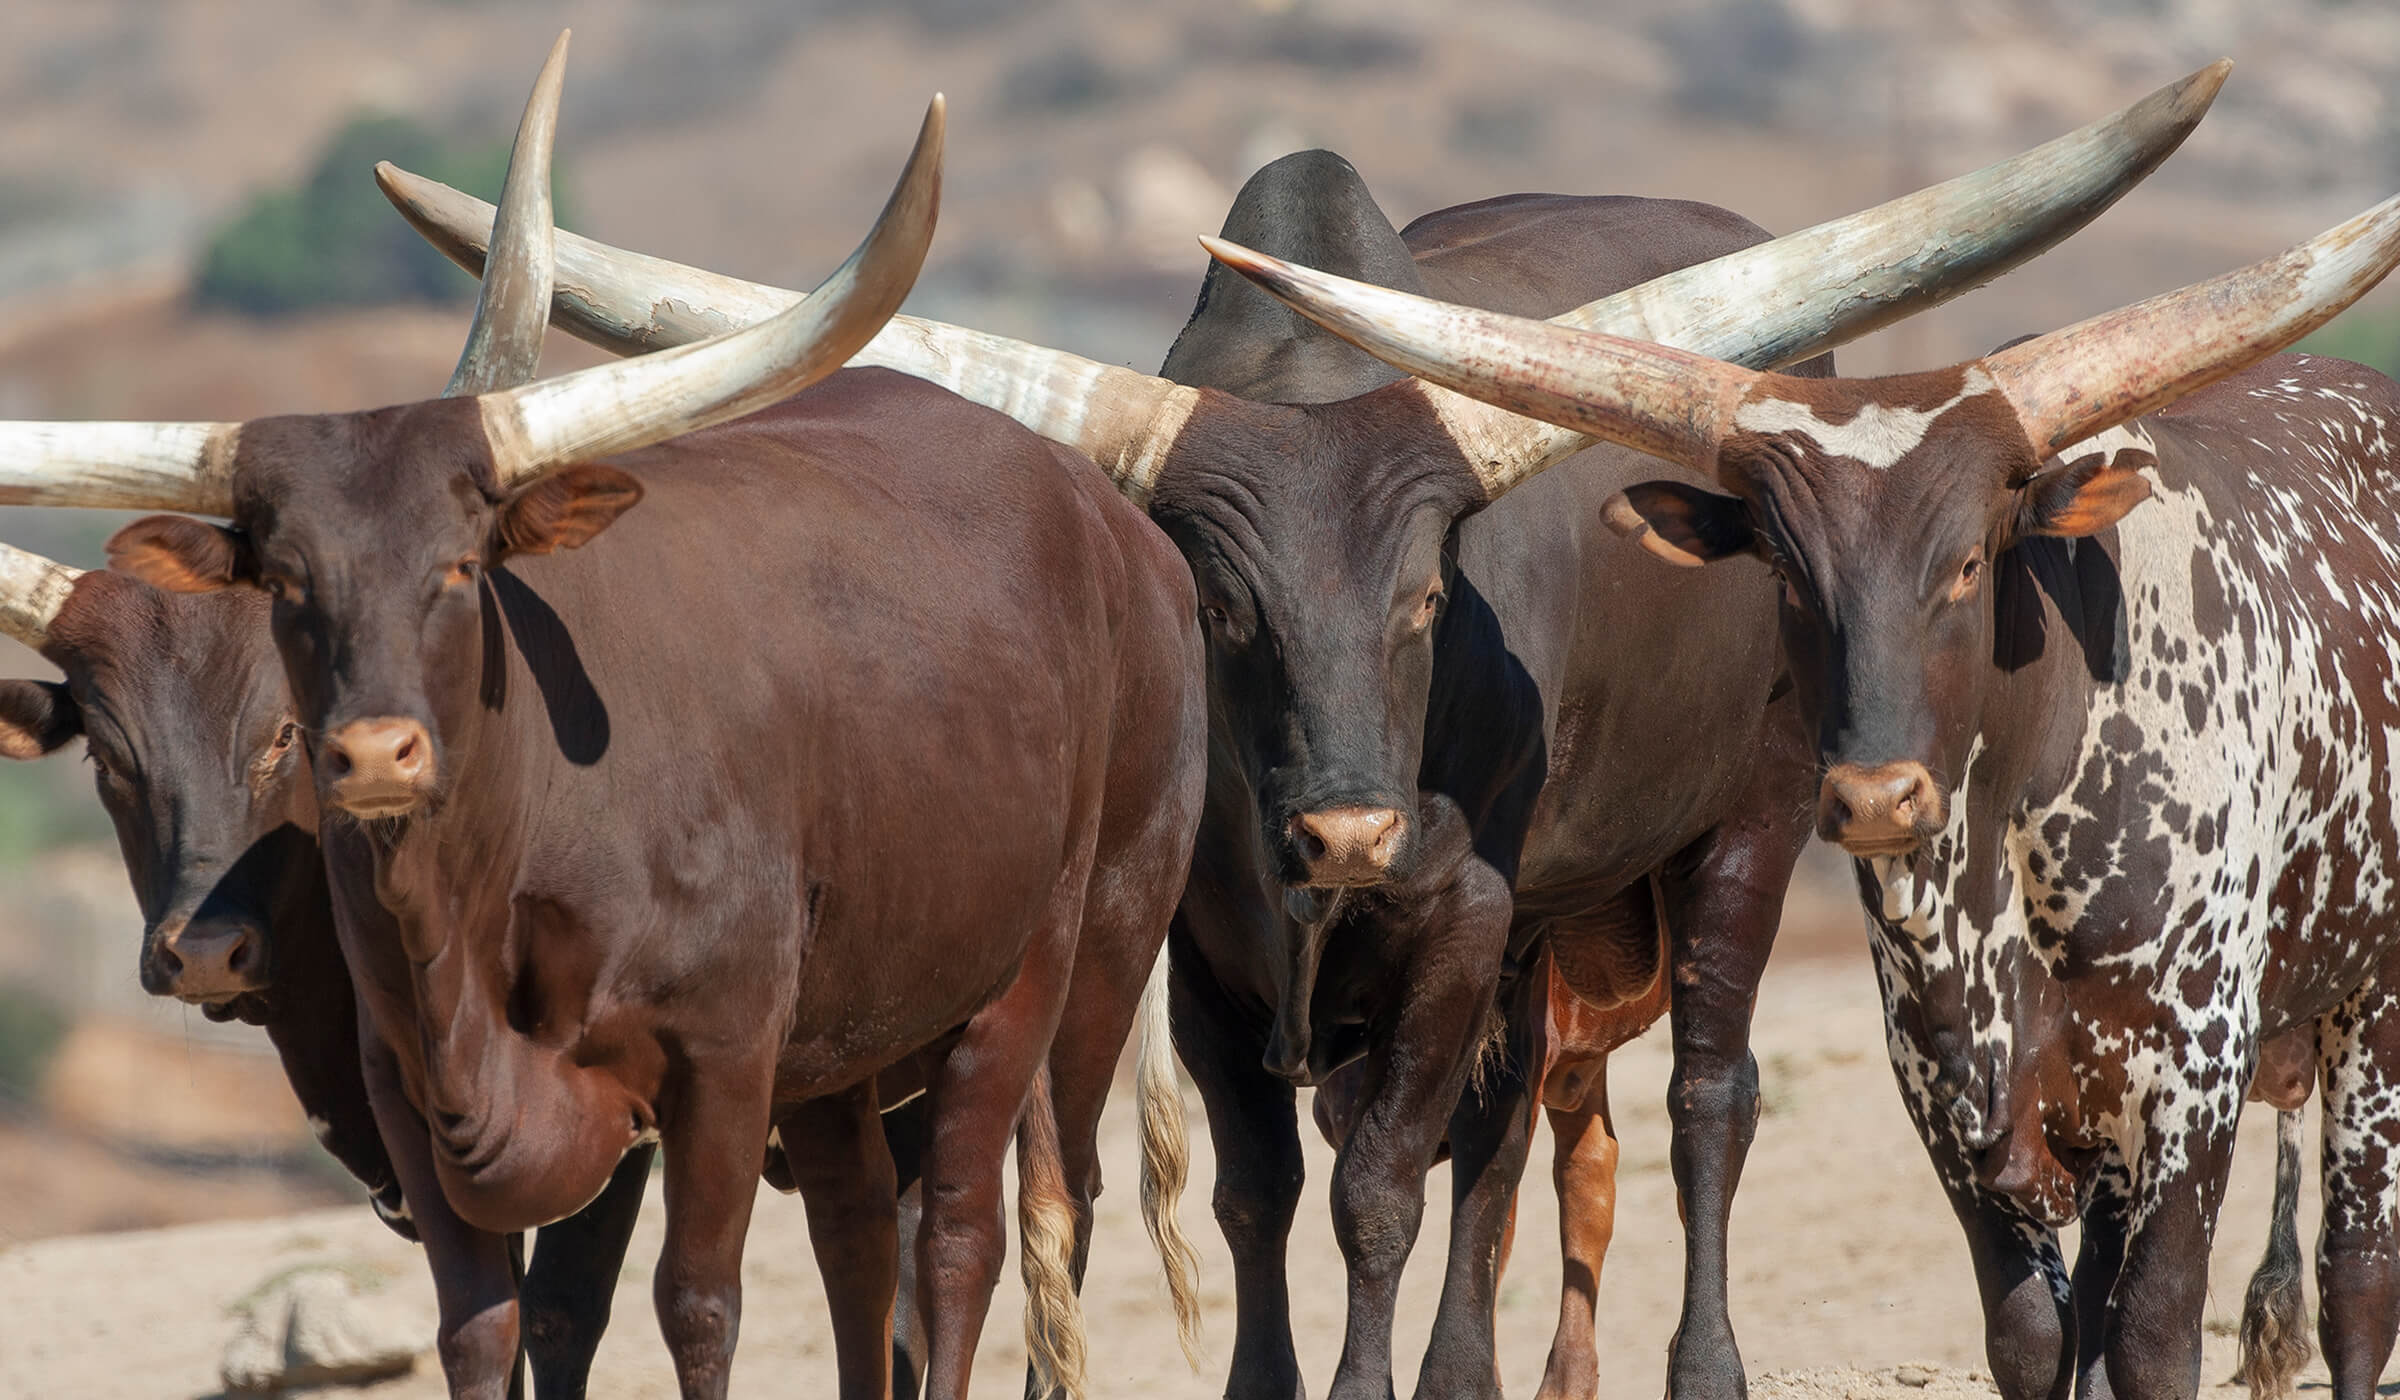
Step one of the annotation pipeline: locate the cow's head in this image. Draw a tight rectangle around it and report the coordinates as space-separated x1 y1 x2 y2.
373 63 2227 894
1199 188 2400 865
0 552 319 1015
8 93 942 838
106 402 642 822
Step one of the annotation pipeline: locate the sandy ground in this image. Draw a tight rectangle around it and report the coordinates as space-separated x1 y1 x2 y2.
0 947 2382 1400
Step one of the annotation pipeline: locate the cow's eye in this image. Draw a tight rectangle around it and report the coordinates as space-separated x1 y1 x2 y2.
264 575 303 604
266 720 299 757
1949 550 1985 604
1410 579 1443 632
445 556 480 588
1201 603 1228 629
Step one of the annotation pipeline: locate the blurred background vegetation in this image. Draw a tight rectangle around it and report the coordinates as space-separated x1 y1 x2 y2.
2302 311 2400 378
193 113 571 316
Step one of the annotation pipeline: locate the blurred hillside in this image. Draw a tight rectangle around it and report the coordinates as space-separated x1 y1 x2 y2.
0 0 2395 1238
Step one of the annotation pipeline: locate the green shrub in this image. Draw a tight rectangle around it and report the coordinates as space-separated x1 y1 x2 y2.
192 113 570 317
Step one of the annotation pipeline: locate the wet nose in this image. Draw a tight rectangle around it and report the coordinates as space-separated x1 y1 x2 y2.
322 718 434 816
149 918 261 1002
1289 806 1405 886
1818 761 1941 852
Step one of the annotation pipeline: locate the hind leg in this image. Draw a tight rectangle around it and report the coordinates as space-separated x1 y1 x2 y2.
1535 1070 1617 1400
782 1086 902 1400
915 904 1080 1400
2316 982 2400 1399
1416 959 1540 1400
884 1096 934 1400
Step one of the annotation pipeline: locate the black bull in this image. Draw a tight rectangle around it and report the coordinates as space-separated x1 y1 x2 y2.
1151 158 1824 1400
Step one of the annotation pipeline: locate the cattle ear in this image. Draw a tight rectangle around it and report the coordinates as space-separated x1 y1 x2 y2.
0 680 80 760
107 515 259 593
2015 447 2155 539
495 465 645 559
1600 482 1756 567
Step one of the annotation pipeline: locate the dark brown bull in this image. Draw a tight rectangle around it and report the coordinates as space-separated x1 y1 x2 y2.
0 44 654 1396
1207 166 2400 1400
0 93 1206 1400
381 64 2226 1400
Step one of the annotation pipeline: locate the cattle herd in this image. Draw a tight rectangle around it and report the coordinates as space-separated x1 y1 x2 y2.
4 30 2400 1400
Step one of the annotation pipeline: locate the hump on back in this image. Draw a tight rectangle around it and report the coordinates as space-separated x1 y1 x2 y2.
1402 193 1837 378
1162 150 1428 401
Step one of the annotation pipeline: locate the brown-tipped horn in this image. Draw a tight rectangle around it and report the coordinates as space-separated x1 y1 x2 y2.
431 29 567 398
1200 237 1756 485
1209 62 2230 497
475 95 943 485
377 165 1200 504
0 540 85 653
1986 191 2400 461
0 422 242 515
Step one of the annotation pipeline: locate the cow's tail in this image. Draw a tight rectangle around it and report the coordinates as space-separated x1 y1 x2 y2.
1135 945 1204 1368
1017 1063 1088 1400
2238 1106 2311 1400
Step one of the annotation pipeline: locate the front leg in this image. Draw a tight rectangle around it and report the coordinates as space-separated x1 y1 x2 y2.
1415 932 1539 1400
1172 923 1308 1400
2098 1119 2239 1400
1656 813 1805 1399
521 1142 654 1400
652 1054 776 1400
360 1037 522 1400
2069 1157 2132 1400
1328 870 1512 1400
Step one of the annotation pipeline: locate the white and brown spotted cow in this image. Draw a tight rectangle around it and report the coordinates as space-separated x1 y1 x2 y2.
1195 192 2400 1400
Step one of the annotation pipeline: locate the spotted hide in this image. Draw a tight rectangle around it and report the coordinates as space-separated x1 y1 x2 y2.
1836 353 2400 1400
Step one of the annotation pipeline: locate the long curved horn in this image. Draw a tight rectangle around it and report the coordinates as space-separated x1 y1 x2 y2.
379 162 1196 501
474 95 943 484
444 29 567 398
1207 61 2228 496
1201 239 1760 474
0 421 242 515
0 540 84 653
1984 191 2400 459
1411 59 2228 494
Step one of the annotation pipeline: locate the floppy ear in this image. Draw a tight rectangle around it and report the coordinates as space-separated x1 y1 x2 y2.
0 679 81 760
495 465 645 559
1600 481 1756 566
2015 446 2155 539
107 515 260 593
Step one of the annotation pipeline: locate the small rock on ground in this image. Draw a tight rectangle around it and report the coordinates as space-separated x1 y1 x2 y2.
220 1266 423 1394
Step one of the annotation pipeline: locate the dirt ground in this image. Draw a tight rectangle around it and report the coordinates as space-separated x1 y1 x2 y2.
0 942 2381 1400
